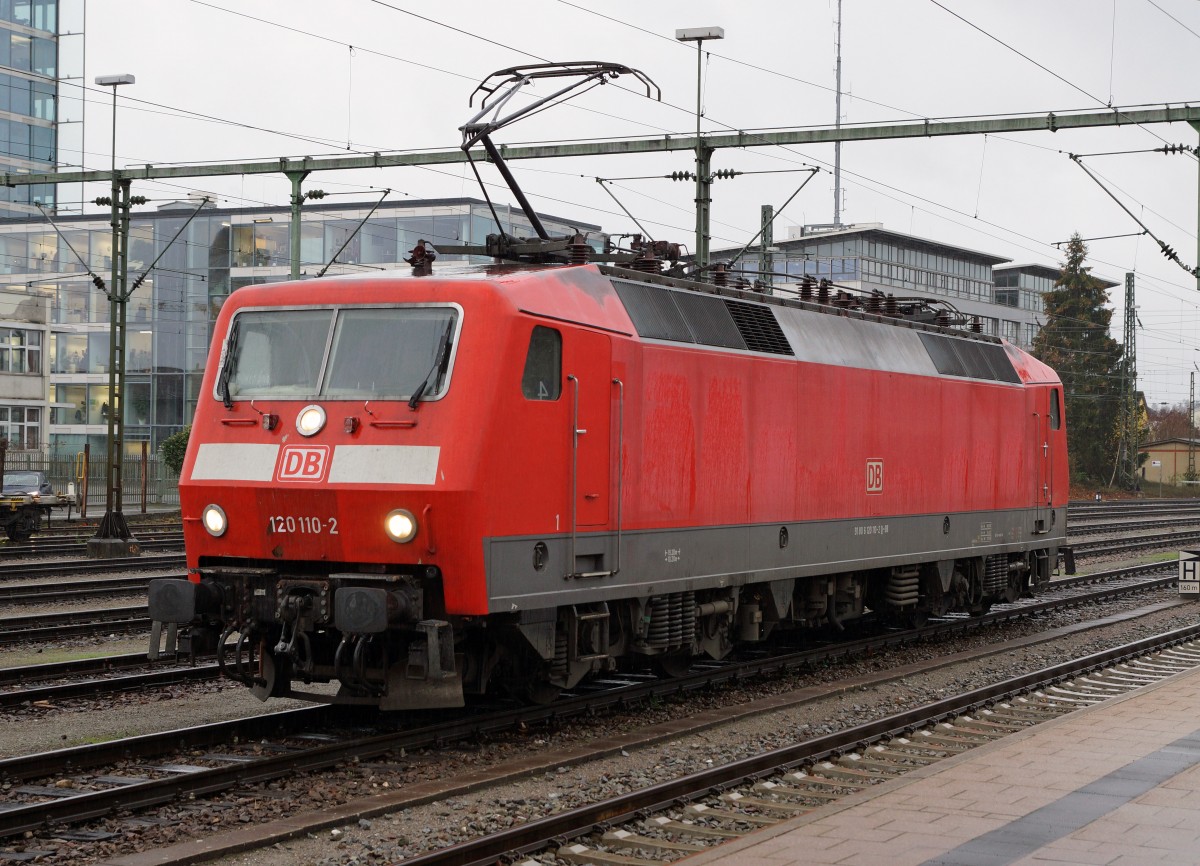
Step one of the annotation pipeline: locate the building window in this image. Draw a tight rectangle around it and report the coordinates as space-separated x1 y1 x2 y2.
0 405 39 448
0 326 39 373
53 383 84 424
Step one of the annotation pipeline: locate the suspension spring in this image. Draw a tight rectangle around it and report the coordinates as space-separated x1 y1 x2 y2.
646 596 671 647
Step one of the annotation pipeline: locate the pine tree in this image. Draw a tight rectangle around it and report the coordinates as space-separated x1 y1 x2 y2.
1030 233 1123 482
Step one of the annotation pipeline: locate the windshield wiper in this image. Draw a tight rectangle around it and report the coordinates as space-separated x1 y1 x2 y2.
217 318 241 410
408 318 456 411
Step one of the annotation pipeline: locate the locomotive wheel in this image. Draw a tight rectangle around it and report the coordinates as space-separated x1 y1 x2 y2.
4 524 30 543
652 650 693 679
251 651 290 700
522 679 562 705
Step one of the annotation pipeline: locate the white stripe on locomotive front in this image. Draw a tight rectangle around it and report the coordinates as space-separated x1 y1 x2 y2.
192 443 280 481
329 445 440 485
190 442 440 485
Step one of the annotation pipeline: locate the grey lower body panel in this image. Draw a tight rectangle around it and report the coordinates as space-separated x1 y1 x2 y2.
484 507 1065 612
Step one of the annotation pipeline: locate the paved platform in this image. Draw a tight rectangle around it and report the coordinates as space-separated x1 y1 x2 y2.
689 662 1200 865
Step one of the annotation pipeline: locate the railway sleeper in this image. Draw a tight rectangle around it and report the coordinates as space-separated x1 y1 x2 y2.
684 803 777 826
556 843 658 866
808 761 890 783
863 745 942 765
984 707 1060 724
781 771 868 791
851 753 932 772
719 791 813 816
753 781 844 801
911 729 991 748
946 718 1019 737
647 816 747 839
828 754 908 776
601 829 706 855
945 710 1022 734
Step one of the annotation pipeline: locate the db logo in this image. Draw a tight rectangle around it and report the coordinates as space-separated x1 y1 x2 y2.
276 445 330 483
866 459 884 494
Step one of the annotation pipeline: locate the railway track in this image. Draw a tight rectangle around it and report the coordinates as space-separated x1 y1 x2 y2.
1067 515 1200 534
0 531 184 559
409 626 1200 866
1067 499 1200 518
0 551 185 580
0 648 208 686
0 574 166 604
0 561 1180 841
0 604 151 644
1069 528 1200 557
0 658 220 708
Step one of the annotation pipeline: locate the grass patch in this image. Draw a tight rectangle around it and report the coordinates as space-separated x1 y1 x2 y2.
1144 551 1182 563
0 639 148 670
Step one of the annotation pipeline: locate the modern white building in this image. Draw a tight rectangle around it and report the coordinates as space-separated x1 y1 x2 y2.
721 222 1116 350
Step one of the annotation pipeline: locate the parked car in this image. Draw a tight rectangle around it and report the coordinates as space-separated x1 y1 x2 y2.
2 471 54 498
0 471 72 541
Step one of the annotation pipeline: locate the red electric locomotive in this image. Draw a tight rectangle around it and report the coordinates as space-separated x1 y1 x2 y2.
148 261 1068 710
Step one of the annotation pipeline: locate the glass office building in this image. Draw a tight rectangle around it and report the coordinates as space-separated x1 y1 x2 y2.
0 0 82 216
721 223 1116 350
0 196 601 455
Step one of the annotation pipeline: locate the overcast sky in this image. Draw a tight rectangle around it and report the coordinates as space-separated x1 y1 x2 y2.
80 0 1200 405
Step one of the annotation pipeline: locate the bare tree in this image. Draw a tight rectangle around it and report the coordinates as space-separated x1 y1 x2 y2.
1147 403 1194 442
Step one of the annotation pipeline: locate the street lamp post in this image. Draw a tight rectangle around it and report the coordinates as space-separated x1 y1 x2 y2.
675 26 723 277
89 73 140 558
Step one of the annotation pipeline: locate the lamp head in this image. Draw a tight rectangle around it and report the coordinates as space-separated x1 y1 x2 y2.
675 27 724 42
95 74 135 87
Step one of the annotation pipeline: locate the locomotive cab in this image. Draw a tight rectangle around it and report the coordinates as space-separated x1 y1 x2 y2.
149 281 490 709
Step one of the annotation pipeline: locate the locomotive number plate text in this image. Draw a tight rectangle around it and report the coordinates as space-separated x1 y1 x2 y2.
268 515 339 535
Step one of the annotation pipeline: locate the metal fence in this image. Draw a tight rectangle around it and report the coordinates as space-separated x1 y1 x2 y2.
2 447 180 516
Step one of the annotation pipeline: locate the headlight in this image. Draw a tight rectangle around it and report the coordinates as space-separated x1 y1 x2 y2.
202 504 228 537
296 404 327 437
384 508 418 543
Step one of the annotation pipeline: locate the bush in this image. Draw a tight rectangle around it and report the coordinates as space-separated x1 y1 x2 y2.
159 425 191 476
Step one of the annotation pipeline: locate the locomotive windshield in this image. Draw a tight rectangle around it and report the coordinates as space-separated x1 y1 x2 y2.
221 305 458 401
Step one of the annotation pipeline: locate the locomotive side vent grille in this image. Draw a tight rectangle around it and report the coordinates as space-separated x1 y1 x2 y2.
723 299 795 355
613 280 694 343
615 280 787 354
672 290 748 349
956 338 994 380
978 342 1023 383
919 333 1021 384
918 331 966 377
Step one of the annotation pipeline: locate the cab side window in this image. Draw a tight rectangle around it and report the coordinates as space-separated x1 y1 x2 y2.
522 326 561 400
1049 388 1061 430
